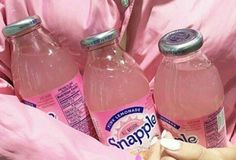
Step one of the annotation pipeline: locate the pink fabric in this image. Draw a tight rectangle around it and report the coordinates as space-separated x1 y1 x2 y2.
0 78 14 95
0 0 136 159
127 0 236 144
0 94 135 160
0 1 236 159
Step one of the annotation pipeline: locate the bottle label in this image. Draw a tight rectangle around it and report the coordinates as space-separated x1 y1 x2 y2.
158 106 227 147
23 72 97 138
90 93 160 153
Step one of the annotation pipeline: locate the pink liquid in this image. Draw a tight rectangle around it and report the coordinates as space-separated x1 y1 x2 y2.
154 52 226 147
10 29 97 137
155 62 224 119
11 31 78 97
84 55 150 112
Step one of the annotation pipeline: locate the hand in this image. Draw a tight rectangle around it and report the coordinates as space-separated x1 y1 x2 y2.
139 131 176 160
160 137 236 160
139 139 161 160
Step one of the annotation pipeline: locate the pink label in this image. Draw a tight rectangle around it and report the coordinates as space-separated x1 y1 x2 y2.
158 106 227 148
23 72 97 138
90 93 160 153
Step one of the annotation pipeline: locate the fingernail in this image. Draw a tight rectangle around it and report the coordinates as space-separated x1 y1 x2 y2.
150 136 158 145
161 129 167 138
160 138 181 151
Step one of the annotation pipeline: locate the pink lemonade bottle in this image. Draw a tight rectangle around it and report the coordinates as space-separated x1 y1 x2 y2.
154 28 227 147
81 29 160 153
2 15 97 137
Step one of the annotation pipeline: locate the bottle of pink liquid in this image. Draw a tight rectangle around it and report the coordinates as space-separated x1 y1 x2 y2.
154 28 227 147
81 29 160 153
2 15 97 138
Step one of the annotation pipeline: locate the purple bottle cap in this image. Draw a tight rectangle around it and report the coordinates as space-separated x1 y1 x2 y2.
158 28 203 55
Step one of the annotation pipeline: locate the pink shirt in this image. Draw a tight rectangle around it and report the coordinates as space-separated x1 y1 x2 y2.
0 1 235 158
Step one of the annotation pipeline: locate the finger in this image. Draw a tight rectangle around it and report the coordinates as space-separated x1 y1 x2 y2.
161 130 174 139
138 137 160 160
160 130 174 154
160 130 177 160
160 138 222 160
214 147 236 160
140 137 161 160
148 142 161 160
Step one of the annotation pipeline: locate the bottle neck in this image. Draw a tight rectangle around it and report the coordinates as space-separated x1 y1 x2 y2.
86 39 122 59
164 50 207 63
9 26 58 53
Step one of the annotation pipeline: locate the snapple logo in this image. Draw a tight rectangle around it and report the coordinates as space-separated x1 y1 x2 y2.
175 133 198 143
108 114 156 150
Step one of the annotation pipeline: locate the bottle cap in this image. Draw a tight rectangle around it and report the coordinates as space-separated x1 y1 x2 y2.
2 15 41 38
80 29 119 48
158 28 203 56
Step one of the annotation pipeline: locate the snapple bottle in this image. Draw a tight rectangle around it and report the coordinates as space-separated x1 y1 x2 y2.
2 15 97 138
154 28 227 147
81 29 160 153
